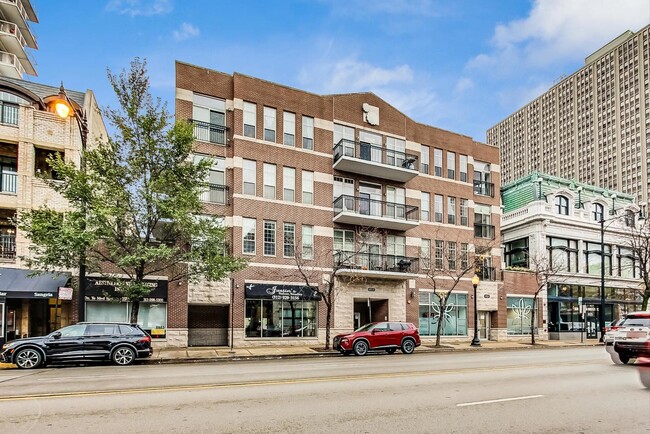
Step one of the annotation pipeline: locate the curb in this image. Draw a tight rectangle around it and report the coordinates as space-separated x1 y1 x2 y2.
140 342 602 366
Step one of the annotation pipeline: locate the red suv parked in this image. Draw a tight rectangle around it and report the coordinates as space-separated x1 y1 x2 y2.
333 322 421 356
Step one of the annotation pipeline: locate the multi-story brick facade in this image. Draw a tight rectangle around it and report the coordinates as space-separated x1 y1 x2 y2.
0 77 105 347
175 61 507 348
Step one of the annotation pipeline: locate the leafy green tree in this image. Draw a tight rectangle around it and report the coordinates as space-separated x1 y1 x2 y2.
19 58 246 323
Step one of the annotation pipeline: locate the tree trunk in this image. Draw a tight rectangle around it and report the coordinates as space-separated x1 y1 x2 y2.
530 295 537 345
130 299 140 324
435 300 445 347
642 290 649 311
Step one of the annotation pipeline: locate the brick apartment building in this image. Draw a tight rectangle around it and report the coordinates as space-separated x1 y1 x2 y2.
172 60 531 348
0 76 105 347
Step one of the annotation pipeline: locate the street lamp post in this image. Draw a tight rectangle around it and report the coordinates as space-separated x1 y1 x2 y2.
599 206 644 341
471 274 481 347
51 84 89 322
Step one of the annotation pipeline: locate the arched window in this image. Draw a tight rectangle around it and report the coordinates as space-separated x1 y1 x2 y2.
592 203 604 222
555 195 569 215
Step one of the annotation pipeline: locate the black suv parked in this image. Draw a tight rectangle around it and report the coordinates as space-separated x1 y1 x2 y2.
0 322 153 369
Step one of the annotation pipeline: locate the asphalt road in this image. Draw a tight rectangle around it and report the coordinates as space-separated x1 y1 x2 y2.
0 347 648 433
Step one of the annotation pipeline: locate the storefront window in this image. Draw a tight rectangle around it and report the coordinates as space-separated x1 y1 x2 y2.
245 299 317 338
418 292 467 336
507 297 536 335
86 301 167 337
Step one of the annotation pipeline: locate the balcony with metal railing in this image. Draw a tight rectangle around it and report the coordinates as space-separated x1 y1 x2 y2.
333 195 419 231
200 184 229 205
0 0 36 49
335 251 419 278
0 50 24 78
474 223 496 239
190 119 228 145
0 169 16 193
0 19 35 75
333 139 419 182
473 180 495 197
0 233 15 259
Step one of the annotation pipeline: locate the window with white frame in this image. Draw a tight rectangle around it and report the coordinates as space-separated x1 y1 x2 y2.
242 218 256 254
283 112 295 146
593 203 604 222
243 102 256 138
263 163 276 199
195 155 226 204
243 159 256 195
447 196 456 224
460 199 469 226
434 240 443 269
459 155 468 182
263 220 276 256
385 136 406 167
302 225 313 259
334 123 355 158
461 243 469 269
283 167 295 202
302 170 314 204
421 145 430 174
447 152 456 180
192 94 226 144
421 192 430 221
547 237 578 272
302 116 314 150
283 223 295 257
618 246 637 278
554 195 569 215
420 239 431 269
334 229 355 253
434 194 443 223
434 149 443 176
584 240 611 275
448 241 457 270
263 107 276 142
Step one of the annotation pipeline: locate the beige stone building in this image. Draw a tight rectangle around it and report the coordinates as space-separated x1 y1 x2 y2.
175 61 504 348
487 25 650 203
0 77 105 347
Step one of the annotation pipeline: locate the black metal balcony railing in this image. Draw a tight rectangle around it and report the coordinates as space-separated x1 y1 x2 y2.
473 180 495 197
476 266 496 281
334 251 419 273
190 119 227 145
200 184 229 205
0 234 15 259
334 195 419 221
474 223 496 239
333 139 418 170
0 169 16 193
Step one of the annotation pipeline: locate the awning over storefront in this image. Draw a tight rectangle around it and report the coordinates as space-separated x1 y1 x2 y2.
0 268 70 299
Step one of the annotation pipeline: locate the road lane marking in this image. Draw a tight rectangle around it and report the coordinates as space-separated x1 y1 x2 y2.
0 360 598 402
457 395 544 407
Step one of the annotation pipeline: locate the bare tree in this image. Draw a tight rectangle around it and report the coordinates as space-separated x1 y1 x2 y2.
526 252 563 345
267 227 377 350
622 218 650 310
423 234 490 347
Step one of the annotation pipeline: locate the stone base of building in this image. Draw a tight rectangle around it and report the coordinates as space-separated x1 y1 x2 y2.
153 328 189 348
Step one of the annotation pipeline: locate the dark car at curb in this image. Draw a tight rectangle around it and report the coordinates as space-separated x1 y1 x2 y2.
0 322 153 369
333 321 421 356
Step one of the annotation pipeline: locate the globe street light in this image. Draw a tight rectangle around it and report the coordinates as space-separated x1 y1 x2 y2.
49 83 88 322
471 274 481 347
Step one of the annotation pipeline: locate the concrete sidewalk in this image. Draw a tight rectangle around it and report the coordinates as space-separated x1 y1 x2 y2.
0 340 600 369
145 339 601 364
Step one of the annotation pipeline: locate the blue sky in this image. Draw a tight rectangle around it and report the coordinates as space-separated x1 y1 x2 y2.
31 0 650 141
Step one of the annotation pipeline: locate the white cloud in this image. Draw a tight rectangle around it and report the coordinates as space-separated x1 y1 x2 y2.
106 0 172 17
455 77 474 93
173 23 200 41
321 0 444 17
469 0 649 72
